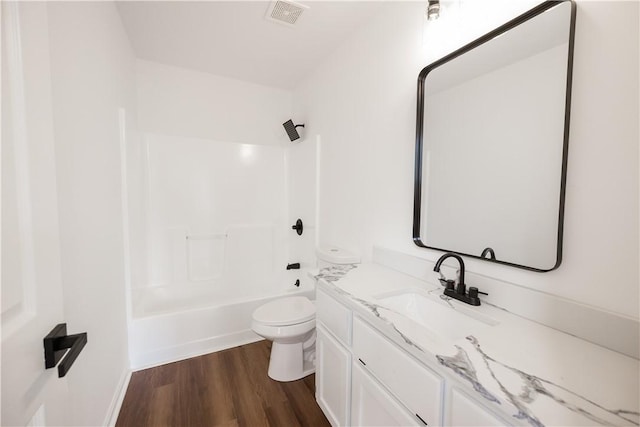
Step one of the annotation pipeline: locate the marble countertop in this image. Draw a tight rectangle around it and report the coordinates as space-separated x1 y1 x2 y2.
314 263 640 427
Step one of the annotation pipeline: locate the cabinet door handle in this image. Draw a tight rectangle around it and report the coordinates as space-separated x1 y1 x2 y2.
416 413 428 425
358 358 366 366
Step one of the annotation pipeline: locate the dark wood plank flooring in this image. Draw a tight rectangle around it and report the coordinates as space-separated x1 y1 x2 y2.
116 340 330 427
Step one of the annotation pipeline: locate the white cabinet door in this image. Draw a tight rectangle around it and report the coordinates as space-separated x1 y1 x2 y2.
2 2 69 425
316 325 351 427
351 362 421 427
447 387 508 426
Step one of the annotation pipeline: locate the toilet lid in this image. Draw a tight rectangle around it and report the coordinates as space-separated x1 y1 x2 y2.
253 296 315 326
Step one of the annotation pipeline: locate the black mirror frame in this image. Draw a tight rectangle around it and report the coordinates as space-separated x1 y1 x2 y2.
413 0 576 272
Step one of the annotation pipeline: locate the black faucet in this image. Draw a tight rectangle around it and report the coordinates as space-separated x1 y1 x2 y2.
286 263 301 270
433 252 485 306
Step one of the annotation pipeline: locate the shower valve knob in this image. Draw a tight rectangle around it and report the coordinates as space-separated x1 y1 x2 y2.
291 219 303 235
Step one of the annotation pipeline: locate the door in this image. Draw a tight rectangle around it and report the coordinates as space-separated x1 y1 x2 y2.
351 362 421 427
2 2 70 425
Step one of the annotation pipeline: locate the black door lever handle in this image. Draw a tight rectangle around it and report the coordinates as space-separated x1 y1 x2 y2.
44 323 88 378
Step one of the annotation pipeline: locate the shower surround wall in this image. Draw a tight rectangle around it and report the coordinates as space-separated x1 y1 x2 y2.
128 60 294 291
139 133 288 301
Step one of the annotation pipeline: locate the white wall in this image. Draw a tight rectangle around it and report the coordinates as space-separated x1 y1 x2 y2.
46 2 136 425
293 1 639 320
136 59 293 145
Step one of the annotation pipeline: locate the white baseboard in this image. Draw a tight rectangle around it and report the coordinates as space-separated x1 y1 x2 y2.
131 329 264 371
104 368 132 427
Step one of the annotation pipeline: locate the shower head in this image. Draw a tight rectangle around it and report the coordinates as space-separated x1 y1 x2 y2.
283 119 305 142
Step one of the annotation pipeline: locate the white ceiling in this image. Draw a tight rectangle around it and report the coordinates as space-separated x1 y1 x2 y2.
116 1 386 89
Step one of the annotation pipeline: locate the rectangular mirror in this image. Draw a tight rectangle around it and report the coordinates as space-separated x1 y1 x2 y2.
413 1 576 271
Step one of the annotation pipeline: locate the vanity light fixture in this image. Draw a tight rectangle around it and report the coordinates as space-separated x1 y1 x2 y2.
427 0 440 21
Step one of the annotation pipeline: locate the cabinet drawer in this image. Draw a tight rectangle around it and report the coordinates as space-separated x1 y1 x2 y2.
317 288 352 346
352 315 443 426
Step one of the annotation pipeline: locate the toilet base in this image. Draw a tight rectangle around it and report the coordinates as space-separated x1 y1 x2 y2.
267 341 315 382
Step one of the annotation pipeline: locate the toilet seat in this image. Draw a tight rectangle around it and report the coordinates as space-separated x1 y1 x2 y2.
252 296 315 326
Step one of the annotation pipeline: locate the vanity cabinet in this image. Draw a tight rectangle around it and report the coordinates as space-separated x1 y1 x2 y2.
315 287 511 427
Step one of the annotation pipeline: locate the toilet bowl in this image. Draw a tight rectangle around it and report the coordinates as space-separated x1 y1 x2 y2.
251 246 360 382
251 296 316 381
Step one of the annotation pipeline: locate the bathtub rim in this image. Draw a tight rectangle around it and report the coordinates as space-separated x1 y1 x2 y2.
132 269 315 319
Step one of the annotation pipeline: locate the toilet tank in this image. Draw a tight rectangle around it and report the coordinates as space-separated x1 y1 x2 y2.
316 246 360 269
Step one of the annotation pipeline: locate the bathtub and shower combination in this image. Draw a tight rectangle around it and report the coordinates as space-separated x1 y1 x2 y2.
126 132 317 369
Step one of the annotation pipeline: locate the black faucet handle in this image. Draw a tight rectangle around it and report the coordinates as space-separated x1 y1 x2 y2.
468 287 488 298
439 278 455 290
291 219 303 235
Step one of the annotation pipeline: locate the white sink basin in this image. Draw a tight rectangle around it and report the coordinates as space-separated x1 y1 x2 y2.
375 290 498 342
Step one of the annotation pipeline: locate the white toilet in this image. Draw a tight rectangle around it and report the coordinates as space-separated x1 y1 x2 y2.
251 246 360 382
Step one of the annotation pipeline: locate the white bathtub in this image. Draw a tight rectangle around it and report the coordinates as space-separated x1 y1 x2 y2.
129 270 315 369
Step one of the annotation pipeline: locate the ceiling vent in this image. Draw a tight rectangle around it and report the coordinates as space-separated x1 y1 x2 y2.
265 0 309 27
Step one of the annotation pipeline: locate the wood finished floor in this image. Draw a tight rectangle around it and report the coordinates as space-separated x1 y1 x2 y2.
115 340 330 427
